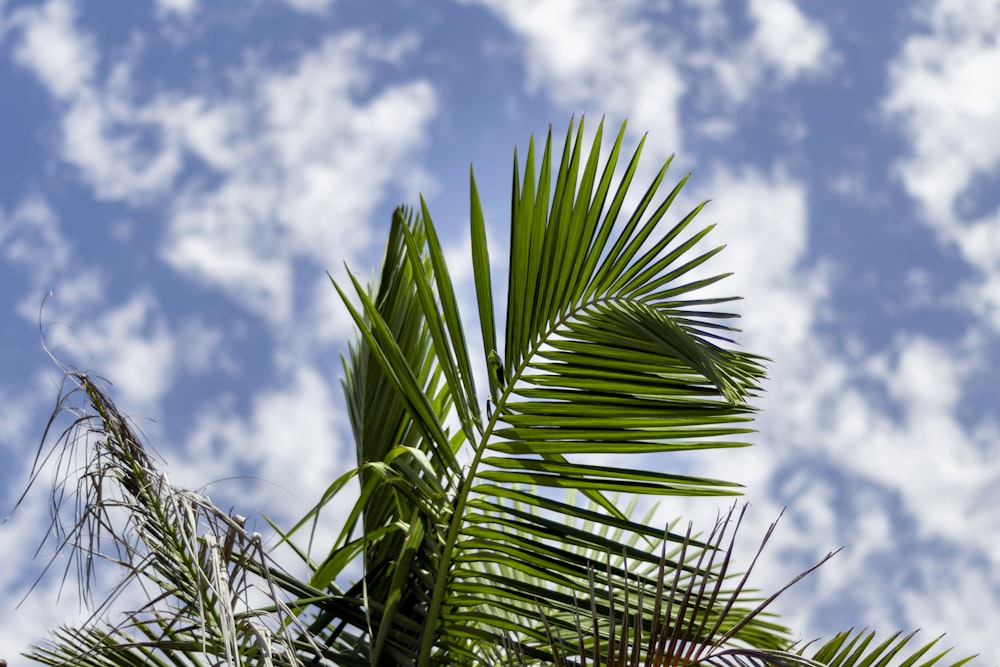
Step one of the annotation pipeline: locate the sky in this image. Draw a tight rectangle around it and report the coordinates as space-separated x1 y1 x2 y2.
1 0 999 662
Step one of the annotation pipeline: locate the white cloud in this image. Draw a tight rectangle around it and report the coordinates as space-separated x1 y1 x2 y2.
882 335 960 410
163 34 437 325
55 52 247 204
259 34 434 259
734 328 1000 645
654 160 1000 649
883 1 1000 226
691 0 834 106
283 0 334 14
0 197 178 426
0 195 106 326
47 291 178 411
156 0 197 18
164 194 295 322
0 196 175 418
470 0 834 156
174 366 349 534
948 206 1000 330
844 336 999 545
282 270 355 367
0 493 95 660
9 0 95 100
154 95 245 172
466 0 687 152
676 166 995 556
747 0 832 81
61 91 188 202
9 7 438 328
883 1 1000 333
0 371 55 458
176 317 233 375
0 195 69 282
897 555 1000 659
0 205 132 452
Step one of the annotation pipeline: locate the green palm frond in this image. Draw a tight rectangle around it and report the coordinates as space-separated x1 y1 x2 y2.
533 505 823 667
797 628 976 667
321 118 779 665
532 510 975 667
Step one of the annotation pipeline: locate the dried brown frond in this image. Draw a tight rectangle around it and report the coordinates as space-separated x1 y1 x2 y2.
10 369 322 667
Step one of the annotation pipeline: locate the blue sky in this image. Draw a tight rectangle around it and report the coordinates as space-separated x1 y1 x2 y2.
1 0 999 661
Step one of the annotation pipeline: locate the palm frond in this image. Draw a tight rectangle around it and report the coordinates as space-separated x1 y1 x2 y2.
17 372 322 667
528 505 824 667
530 510 975 667
797 628 976 667
325 118 781 665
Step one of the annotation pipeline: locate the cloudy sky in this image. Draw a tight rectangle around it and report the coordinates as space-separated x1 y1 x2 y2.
1 0 999 662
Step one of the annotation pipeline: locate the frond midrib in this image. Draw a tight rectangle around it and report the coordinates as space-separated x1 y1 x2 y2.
419 286 740 665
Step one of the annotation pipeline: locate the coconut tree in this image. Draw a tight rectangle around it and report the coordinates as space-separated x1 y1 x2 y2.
11 118 976 666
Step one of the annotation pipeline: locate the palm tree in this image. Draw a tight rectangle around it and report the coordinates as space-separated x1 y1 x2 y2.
11 119 976 666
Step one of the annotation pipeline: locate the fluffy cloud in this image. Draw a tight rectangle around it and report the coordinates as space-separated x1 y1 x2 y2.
9 1 437 334
693 164 824 354
0 195 179 412
172 365 351 546
880 0 1000 551
801 334 1000 653
43 291 178 410
0 195 70 287
465 0 687 152
653 162 1000 653
682 164 998 552
690 0 834 110
469 0 834 152
834 335 1000 547
747 0 832 82
883 2 1000 224
883 0 1000 330
284 0 335 14
155 0 197 18
164 34 437 326
0 492 97 660
9 0 95 100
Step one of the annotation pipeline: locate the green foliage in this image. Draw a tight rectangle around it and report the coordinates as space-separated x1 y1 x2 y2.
320 118 778 665
12 119 977 667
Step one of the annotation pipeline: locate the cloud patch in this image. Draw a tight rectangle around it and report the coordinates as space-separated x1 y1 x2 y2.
9 0 95 100
173 365 350 543
470 0 835 151
163 33 437 325
883 0 1000 331
747 0 832 82
9 3 438 330
466 0 687 151
45 290 178 411
690 0 834 109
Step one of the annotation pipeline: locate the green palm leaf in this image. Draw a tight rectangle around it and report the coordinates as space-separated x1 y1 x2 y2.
798 628 976 667
324 118 780 665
